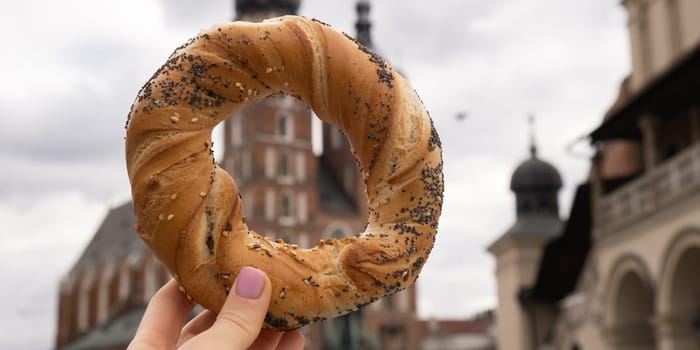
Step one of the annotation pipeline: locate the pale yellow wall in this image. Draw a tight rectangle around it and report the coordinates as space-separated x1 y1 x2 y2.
625 0 700 91
593 192 700 348
647 0 675 78
625 0 648 90
678 0 700 51
490 237 549 350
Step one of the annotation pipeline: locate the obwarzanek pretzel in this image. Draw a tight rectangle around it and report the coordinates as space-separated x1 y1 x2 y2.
125 16 443 330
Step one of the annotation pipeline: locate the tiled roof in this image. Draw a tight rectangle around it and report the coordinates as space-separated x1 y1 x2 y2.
58 306 145 350
69 202 146 274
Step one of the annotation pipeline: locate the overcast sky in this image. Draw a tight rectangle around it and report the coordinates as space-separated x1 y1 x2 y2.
0 0 629 349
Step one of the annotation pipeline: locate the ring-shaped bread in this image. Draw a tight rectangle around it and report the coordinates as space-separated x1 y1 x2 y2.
125 16 443 330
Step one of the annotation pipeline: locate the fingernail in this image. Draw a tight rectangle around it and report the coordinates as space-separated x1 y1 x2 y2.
235 267 265 299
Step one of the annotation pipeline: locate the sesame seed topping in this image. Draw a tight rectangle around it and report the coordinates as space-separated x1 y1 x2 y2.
167 214 174 221
170 193 178 200
158 214 165 221
190 117 199 123
222 230 230 238
219 271 231 279
199 192 207 197
265 67 273 73
170 115 180 123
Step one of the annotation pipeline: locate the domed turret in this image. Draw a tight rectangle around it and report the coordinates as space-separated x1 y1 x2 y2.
510 147 562 218
503 119 563 237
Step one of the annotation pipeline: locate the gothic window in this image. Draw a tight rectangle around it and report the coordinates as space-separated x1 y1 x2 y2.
278 114 293 141
279 151 290 177
280 192 292 218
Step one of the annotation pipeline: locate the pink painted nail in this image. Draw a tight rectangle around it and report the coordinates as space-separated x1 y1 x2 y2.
235 267 265 299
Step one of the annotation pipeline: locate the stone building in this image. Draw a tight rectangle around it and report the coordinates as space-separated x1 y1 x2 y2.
488 0 700 349
54 1 419 349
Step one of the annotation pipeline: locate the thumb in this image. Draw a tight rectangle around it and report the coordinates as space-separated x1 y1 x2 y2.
185 266 272 349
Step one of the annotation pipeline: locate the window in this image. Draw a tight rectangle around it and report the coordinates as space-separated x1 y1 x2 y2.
278 114 293 141
279 151 290 177
280 192 292 218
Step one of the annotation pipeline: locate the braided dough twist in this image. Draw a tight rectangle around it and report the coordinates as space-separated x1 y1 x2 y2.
125 16 443 330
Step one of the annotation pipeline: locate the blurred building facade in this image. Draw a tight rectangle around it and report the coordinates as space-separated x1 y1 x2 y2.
55 1 420 349
418 311 496 350
489 0 700 349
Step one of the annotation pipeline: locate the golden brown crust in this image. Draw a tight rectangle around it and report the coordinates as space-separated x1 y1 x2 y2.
125 16 443 330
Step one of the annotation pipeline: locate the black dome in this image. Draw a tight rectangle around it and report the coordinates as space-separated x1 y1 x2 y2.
510 156 562 192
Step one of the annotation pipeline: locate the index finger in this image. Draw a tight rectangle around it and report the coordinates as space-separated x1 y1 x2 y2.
128 279 194 349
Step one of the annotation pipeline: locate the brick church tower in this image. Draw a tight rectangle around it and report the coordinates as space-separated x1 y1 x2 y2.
221 1 419 349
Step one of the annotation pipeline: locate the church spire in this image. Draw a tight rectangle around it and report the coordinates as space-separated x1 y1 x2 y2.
355 0 373 48
528 114 538 158
234 0 300 21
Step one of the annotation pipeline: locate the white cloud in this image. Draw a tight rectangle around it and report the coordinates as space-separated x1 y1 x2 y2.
0 191 109 350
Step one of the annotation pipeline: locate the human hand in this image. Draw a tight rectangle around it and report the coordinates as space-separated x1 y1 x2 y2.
128 266 305 350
